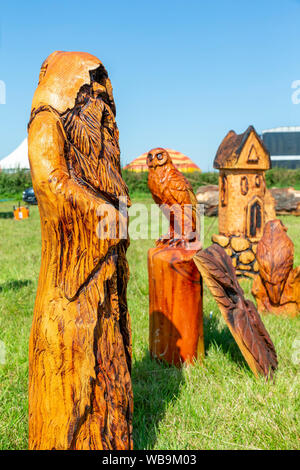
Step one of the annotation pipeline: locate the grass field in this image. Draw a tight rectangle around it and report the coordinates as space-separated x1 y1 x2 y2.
0 197 299 450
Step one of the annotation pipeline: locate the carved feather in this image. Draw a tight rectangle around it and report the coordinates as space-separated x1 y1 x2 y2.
193 244 278 379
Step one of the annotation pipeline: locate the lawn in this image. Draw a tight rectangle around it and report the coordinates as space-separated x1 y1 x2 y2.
0 196 299 450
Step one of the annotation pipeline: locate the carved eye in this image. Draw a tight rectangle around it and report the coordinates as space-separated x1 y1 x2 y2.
157 153 163 160
147 153 153 161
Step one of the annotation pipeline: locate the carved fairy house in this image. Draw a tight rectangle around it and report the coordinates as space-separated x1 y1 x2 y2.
212 125 275 278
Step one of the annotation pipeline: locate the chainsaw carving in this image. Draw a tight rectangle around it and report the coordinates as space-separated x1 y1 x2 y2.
27 51 132 450
252 220 300 317
212 126 276 279
147 148 204 366
193 244 278 379
147 148 198 247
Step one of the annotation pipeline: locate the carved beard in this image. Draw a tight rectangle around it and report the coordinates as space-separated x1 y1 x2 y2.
62 88 129 204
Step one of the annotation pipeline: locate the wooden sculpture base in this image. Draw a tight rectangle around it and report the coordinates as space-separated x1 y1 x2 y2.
252 268 300 317
148 243 204 366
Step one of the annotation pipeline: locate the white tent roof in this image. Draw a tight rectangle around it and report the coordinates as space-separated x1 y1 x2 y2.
0 138 30 170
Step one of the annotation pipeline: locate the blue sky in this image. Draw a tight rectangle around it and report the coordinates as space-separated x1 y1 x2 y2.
0 0 300 170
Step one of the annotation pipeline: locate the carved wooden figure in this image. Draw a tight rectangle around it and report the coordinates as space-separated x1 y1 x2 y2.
252 220 300 317
212 126 276 278
147 148 198 247
28 51 133 450
193 244 278 379
147 148 204 366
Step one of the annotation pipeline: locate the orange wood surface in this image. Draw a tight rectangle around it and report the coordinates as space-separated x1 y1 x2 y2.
148 245 204 366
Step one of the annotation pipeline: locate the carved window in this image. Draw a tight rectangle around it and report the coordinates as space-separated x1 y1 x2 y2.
255 175 261 188
240 176 249 195
247 198 263 238
247 145 259 163
221 174 227 206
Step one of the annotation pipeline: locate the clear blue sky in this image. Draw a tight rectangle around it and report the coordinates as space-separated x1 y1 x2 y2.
1 0 300 170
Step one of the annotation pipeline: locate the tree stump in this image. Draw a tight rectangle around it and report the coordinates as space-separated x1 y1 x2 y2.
148 245 204 366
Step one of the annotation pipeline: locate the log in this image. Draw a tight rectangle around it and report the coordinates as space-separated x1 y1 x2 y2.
196 185 219 216
269 187 300 215
28 51 133 450
195 184 300 217
148 245 204 366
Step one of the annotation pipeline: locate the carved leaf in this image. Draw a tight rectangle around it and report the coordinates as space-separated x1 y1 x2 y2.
193 244 278 379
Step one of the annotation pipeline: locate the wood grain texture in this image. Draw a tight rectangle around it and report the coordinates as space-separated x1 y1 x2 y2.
193 244 278 379
148 246 204 366
28 51 133 450
252 220 300 317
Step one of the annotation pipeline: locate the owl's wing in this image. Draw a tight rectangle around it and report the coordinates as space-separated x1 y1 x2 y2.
166 167 195 205
193 244 278 379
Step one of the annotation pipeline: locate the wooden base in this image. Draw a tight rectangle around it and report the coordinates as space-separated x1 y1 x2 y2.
148 244 204 366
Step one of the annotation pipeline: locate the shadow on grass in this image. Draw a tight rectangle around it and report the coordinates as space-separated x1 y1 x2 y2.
0 279 33 293
132 351 184 449
0 211 13 219
203 314 248 369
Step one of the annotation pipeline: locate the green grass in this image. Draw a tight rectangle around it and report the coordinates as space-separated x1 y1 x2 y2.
0 198 299 450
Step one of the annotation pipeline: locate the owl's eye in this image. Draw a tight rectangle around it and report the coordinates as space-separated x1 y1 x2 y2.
157 153 163 160
148 153 153 161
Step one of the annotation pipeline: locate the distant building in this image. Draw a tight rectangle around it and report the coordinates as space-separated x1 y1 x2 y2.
262 127 300 169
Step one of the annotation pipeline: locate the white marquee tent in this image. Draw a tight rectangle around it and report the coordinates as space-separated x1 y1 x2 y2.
0 139 30 171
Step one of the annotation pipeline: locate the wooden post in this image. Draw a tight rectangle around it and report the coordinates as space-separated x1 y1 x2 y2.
148 245 204 366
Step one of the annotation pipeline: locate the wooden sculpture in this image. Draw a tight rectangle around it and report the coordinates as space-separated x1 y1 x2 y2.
252 220 300 317
193 244 278 379
147 148 204 366
212 126 276 278
27 51 133 450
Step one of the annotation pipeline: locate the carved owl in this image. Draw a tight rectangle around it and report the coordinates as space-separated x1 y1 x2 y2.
256 219 294 304
146 148 198 246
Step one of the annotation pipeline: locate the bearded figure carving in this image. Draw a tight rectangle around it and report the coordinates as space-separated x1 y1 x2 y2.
27 51 132 450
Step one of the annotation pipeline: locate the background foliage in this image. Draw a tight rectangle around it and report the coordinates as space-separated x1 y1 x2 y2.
1 167 300 200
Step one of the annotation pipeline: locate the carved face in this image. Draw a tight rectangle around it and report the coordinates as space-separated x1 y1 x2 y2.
146 148 170 169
